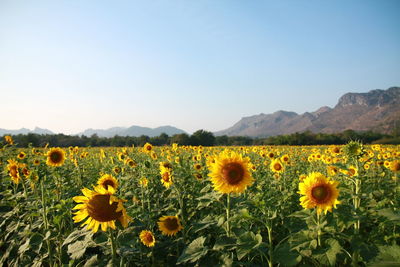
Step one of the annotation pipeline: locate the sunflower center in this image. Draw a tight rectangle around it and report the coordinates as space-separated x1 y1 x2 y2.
163 217 179 231
393 162 400 171
162 172 171 182
102 180 116 189
10 166 18 177
87 194 122 222
274 163 282 171
50 152 62 163
144 232 154 243
222 162 244 185
311 185 330 203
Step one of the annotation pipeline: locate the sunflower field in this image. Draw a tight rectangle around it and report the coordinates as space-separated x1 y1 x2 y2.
0 136 399 266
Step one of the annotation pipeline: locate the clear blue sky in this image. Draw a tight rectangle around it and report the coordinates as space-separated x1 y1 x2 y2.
1 0 399 134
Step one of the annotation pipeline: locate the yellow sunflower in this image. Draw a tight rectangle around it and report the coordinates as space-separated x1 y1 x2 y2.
270 159 285 173
139 230 156 247
194 173 203 180
194 163 202 171
157 215 183 236
159 161 172 171
17 151 26 160
150 151 157 160
143 143 153 153
281 154 290 164
4 135 14 145
125 158 137 168
97 174 119 191
390 160 400 173
72 186 131 233
139 177 148 187
208 150 254 194
46 147 66 167
298 172 340 214
160 170 173 188
7 159 20 184
113 166 122 175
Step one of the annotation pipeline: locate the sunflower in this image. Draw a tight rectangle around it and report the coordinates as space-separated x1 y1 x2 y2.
139 177 148 187
160 170 173 188
46 147 66 167
159 161 172 170
194 173 203 180
344 140 364 158
150 151 157 160
118 153 126 161
390 160 400 173
113 166 122 175
125 158 137 168
270 159 284 173
31 148 41 155
72 186 131 233
298 172 340 214
143 143 153 153
21 166 30 178
281 154 290 164
326 166 339 176
139 230 156 247
97 174 119 191
17 151 26 160
329 145 341 155
33 159 40 166
347 166 358 177
4 135 14 145
208 150 254 194
7 159 20 184
157 215 183 236
194 163 202 171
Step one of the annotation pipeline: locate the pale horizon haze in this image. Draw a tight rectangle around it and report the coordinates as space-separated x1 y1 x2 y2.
1 0 399 135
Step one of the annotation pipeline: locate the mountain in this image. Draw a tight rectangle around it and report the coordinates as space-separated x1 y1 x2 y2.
215 87 400 137
0 127 54 135
78 125 187 137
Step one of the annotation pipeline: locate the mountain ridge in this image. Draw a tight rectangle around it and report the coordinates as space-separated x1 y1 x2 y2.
215 86 400 137
0 125 187 137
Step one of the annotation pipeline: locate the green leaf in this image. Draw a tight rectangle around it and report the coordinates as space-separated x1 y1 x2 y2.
313 238 342 266
68 240 87 260
29 233 44 253
83 255 98 267
177 236 208 264
62 229 92 246
236 232 263 260
273 242 301 267
212 236 236 251
289 209 312 218
377 208 400 221
368 245 400 267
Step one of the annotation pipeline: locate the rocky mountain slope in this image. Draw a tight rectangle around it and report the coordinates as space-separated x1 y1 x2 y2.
216 87 400 137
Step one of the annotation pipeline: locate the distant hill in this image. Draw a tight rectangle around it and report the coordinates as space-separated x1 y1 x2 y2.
78 125 187 137
215 87 400 137
0 127 54 136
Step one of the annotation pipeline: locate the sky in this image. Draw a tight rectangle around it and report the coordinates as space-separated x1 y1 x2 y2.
1 0 399 135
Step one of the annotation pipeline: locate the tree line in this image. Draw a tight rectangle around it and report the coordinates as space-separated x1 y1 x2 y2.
1 129 399 148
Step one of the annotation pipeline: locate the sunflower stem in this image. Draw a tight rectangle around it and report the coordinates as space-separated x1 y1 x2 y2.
109 228 117 265
267 224 273 267
140 185 145 212
226 193 231 237
40 178 53 267
316 211 321 247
